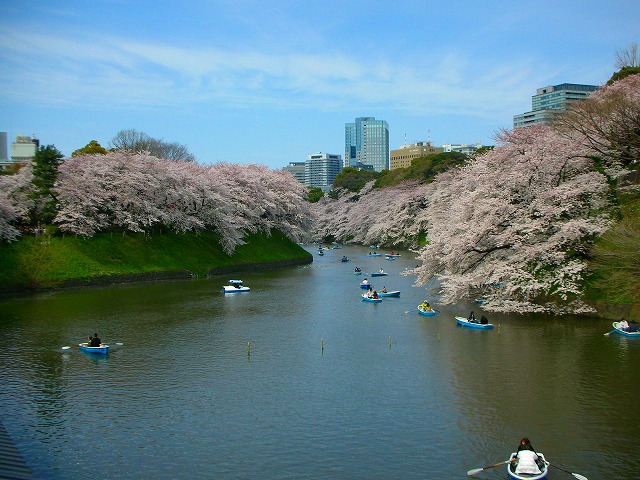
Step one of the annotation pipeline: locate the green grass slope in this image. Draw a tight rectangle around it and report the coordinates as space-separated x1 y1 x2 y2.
585 186 640 318
0 230 311 291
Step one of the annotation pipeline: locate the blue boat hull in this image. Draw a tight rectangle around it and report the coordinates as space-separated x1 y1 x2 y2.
361 295 382 303
370 272 387 277
79 343 109 354
379 291 400 297
455 316 493 329
418 308 436 316
611 322 640 337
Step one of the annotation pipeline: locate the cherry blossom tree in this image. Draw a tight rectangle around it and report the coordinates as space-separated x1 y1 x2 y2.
313 123 615 313
555 73 640 171
54 151 312 254
0 164 35 242
411 126 613 313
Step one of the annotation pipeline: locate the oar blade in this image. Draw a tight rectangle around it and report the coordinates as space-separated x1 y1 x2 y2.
466 467 484 476
61 346 71 350
572 474 589 480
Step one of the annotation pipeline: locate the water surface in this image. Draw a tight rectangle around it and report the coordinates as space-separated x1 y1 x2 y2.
1 245 638 479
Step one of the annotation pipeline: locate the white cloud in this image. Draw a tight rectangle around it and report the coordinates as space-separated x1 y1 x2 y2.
0 27 546 123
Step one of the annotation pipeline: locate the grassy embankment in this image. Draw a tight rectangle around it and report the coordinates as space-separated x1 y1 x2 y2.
0 229 311 292
585 185 640 318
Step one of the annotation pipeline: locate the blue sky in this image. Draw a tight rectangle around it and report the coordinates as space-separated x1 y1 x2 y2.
1 1 638 169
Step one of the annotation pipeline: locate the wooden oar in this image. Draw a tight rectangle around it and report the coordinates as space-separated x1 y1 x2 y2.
548 462 589 480
603 329 616 336
403 309 418 314
467 459 511 476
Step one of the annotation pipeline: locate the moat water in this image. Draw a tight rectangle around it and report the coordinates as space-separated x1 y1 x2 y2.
0 245 638 479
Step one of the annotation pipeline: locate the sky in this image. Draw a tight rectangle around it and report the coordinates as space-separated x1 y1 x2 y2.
1 1 639 170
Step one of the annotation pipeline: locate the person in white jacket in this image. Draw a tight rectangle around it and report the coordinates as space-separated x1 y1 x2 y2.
513 438 542 475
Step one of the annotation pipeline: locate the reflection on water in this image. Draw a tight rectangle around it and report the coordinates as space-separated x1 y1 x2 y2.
1 245 639 479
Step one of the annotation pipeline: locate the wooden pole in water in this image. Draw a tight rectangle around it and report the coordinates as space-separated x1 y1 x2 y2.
321 338 324 354
247 341 250 356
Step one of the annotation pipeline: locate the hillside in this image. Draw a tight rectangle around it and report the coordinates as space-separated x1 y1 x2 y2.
0 230 312 292
585 175 640 318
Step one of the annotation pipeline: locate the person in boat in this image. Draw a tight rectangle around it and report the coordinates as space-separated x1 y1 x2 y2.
362 278 369 285
90 333 101 347
354 267 361 272
371 290 379 299
480 315 488 325
467 311 477 322
381 286 387 293
512 437 543 475
379 268 384 274
619 318 629 331
419 300 431 311
628 320 639 332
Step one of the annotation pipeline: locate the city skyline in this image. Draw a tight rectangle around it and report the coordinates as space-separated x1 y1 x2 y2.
1 1 638 170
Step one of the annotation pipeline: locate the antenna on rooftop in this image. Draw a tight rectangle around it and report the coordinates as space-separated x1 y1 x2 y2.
427 130 431 145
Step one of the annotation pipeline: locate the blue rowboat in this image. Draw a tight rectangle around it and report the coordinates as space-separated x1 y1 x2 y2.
418 307 436 316
360 281 372 289
367 253 382 257
610 321 640 337
361 294 382 303
341 257 349 262
370 272 388 277
79 343 109 355
455 316 493 329
378 290 400 297
507 452 549 480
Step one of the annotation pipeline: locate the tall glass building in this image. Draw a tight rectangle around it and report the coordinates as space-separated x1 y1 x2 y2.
344 117 389 172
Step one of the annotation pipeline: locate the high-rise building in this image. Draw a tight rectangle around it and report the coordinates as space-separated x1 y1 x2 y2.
390 141 443 170
283 162 306 184
305 153 342 192
0 132 8 171
1 134 39 171
10 135 39 163
344 117 389 172
513 83 598 129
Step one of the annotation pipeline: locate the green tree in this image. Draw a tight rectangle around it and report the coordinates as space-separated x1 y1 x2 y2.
607 66 640 85
71 140 108 156
307 187 324 203
31 145 64 225
332 167 379 192
375 152 468 188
